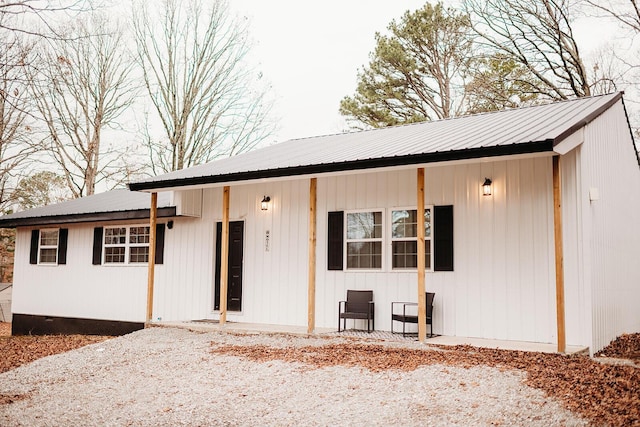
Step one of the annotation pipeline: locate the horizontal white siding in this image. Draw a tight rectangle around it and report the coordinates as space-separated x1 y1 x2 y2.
577 101 640 353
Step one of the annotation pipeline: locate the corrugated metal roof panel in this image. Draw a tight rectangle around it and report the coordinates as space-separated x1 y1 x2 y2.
130 93 622 191
0 189 174 227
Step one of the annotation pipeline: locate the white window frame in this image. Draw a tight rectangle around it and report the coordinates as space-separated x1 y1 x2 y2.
344 209 385 271
128 226 151 264
103 225 150 265
38 228 59 265
390 206 434 272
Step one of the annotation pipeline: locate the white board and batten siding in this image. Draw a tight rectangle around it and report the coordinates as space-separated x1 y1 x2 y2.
155 156 563 345
152 181 311 327
13 223 149 322
562 100 640 354
315 158 558 344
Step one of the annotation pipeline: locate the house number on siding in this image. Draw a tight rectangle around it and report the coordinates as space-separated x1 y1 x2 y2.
265 230 270 252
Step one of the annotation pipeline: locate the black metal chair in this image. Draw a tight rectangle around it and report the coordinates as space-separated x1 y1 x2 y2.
391 292 435 337
338 290 375 333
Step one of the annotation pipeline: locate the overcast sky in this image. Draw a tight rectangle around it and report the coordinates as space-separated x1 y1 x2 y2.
227 2 621 146
230 1 428 143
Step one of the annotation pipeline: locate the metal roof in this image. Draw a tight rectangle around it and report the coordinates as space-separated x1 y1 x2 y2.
0 189 175 228
129 92 624 191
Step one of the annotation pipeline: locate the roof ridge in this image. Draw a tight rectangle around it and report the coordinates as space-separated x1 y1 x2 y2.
285 92 623 142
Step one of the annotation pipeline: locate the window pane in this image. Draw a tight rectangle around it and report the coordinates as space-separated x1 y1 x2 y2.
392 210 417 238
105 247 125 263
39 248 57 264
347 212 382 239
105 228 126 245
129 227 150 244
425 208 432 238
129 246 149 263
392 240 431 270
40 230 59 246
346 242 382 269
392 240 417 268
392 209 431 238
425 238 431 270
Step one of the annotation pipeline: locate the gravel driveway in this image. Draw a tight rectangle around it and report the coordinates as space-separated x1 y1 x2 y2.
0 327 587 426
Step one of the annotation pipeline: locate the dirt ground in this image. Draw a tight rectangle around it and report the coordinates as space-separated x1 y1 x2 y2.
0 323 638 426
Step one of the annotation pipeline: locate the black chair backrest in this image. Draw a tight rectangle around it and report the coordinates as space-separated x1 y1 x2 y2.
426 292 435 317
346 290 373 313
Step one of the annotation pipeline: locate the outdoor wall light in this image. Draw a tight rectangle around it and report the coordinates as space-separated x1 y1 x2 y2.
482 178 492 196
261 196 271 210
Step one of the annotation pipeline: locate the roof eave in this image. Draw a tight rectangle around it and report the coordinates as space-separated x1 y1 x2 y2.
552 92 623 146
129 141 555 192
0 207 177 228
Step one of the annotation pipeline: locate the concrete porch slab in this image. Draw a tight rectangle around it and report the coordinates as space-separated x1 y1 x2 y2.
153 320 588 355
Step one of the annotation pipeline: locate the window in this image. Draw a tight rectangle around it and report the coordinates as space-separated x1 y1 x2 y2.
391 208 432 270
29 228 68 266
327 205 452 272
346 211 383 269
103 225 150 264
38 229 59 264
129 226 150 263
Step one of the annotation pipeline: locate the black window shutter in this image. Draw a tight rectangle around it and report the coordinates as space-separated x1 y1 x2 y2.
154 223 165 265
327 211 344 270
29 230 39 265
434 205 454 271
57 228 68 265
214 222 222 310
92 227 103 265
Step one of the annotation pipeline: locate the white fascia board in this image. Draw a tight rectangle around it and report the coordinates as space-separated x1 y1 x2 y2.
554 127 584 155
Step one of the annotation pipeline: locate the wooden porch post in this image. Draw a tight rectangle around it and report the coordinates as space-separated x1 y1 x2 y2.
553 156 566 353
219 186 230 326
417 168 427 342
307 178 317 334
146 192 158 323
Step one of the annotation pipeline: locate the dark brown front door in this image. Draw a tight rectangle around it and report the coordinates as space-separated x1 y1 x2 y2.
214 221 244 312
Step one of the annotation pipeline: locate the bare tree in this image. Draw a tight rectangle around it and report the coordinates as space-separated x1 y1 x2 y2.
579 1 640 146
133 0 274 173
463 0 595 100
0 0 89 40
28 14 138 197
582 0 640 33
0 31 38 211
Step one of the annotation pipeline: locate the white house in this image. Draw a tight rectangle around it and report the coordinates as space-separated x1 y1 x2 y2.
1 92 638 355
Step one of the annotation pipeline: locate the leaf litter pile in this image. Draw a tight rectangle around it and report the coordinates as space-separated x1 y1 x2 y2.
0 322 637 426
0 323 110 403
212 334 640 427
